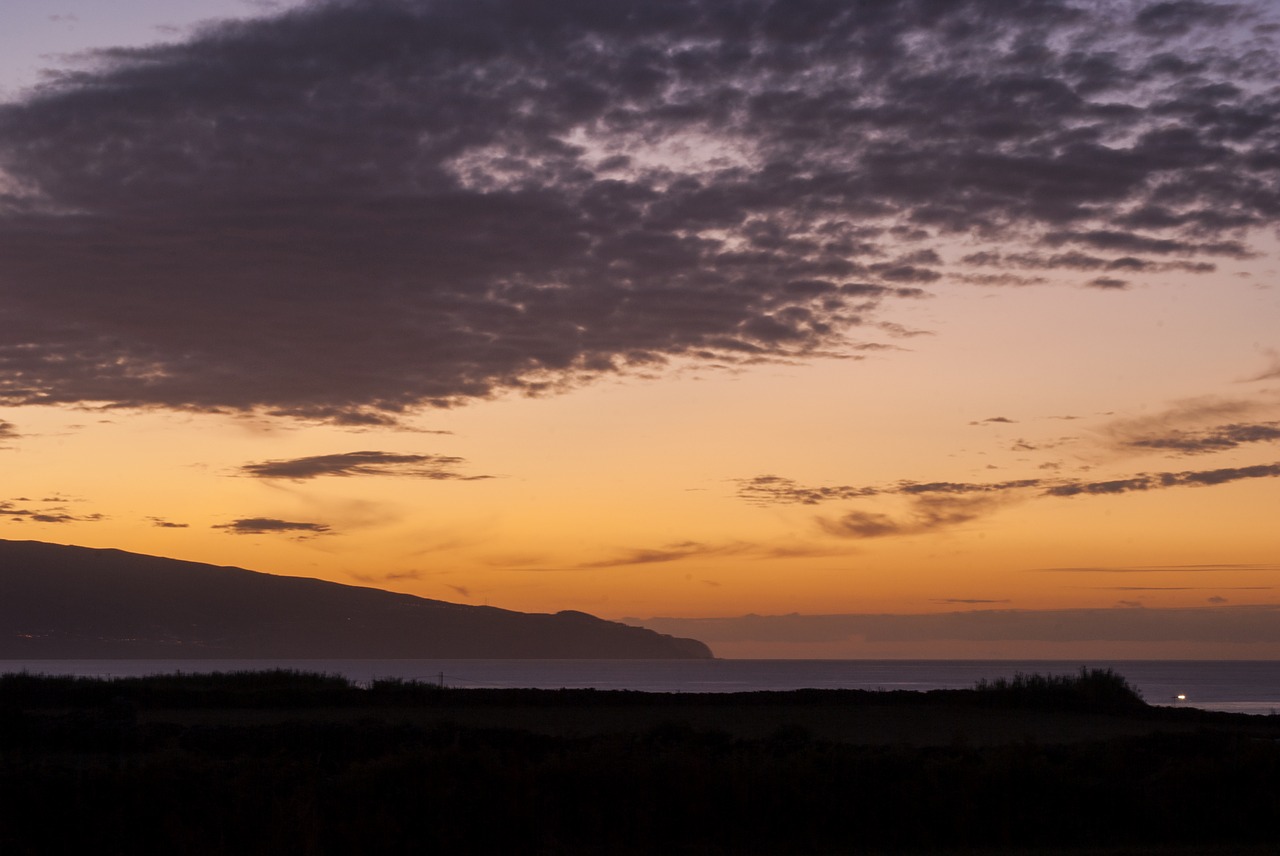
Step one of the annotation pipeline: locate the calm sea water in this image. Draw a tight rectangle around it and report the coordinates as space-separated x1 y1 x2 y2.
3 659 1278 716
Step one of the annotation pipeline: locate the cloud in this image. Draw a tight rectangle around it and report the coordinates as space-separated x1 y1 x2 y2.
1032 562 1280 573
818 494 1011 539
959 250 1219 273
238 450 492 480
738 474 1042 506
579 541 745 569
1133 0 1238 37
212 517 331 536
0 498 104 524
1243 350 1280 382
0 420 17 440
737 475 880 506
1122 420 1280 454
744 459 1280 539
349 568 425 584
1044 462 1280 495
1 0 1278 422
147 516 190 529
1040 229 1252 258
743 464 1280 508
578 538 846 568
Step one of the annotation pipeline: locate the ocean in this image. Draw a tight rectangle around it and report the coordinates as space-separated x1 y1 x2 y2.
3 658 1279 715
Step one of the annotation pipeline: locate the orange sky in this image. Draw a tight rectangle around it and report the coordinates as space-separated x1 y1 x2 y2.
1 0 1278 657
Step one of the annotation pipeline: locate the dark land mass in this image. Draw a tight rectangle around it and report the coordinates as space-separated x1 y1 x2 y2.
0 539 711 658
2 668 1278 855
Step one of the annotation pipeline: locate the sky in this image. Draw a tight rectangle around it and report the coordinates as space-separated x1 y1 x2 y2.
1 0 1278 658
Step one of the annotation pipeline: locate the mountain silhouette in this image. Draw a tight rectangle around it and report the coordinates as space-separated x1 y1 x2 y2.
0 540 712 658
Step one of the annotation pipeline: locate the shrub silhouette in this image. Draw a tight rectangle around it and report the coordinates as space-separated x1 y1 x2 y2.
972 666 1146 710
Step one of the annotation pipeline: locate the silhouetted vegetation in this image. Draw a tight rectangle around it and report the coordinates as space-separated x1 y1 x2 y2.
2 670 1278 855
971 666 1147 710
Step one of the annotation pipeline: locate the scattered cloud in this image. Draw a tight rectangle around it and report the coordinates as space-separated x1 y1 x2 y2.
1044 462 1280 495
1098 586 1274 591
743 459 1280 539
737 475 881 506
0 420 17 439
959 250 1218 274
212 517 332 536
1118 420 1280 455
1101 396 1280 450
877 321 934 338
742 465 1280 508
738 474 1043 506
147 517 190 529
238 450 493 480
0 498 104 524
818 494 1011 539
579 541 745 569
348 568 425 584
1032 562 1280 573
1243 350 1280 383
578 538 847 569
0 0 1277 423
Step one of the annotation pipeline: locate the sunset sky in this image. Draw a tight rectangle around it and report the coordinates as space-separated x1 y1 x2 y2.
2 0 1278 657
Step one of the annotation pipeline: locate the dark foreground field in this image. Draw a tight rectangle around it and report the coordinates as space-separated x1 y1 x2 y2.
1 669 1277 855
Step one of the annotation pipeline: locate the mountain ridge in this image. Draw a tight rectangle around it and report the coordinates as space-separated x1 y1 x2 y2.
0 539 713 659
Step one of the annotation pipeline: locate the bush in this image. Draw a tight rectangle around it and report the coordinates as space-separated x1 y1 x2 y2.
972 667 1146 710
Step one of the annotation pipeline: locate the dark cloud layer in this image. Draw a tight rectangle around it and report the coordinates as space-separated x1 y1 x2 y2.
238 450 491 480
2 0 1278 421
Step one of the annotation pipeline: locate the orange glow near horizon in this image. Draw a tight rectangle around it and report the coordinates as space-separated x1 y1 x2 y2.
4 275 1277 640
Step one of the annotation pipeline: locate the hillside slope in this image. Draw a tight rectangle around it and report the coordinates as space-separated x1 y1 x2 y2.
0 540 712 658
